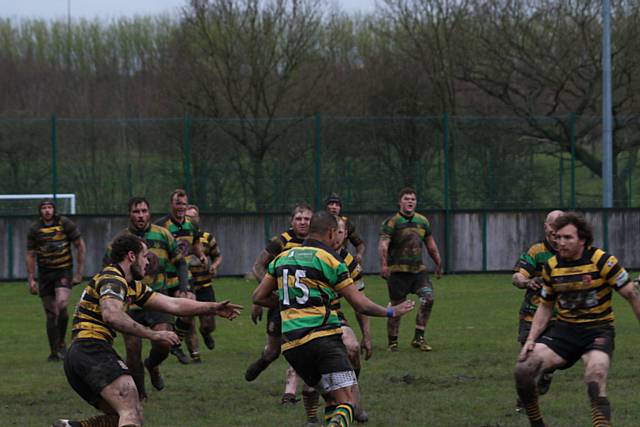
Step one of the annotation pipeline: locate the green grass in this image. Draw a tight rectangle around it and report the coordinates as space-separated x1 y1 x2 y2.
1 274 640 426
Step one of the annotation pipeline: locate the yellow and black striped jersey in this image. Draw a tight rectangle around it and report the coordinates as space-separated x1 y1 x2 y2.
27 215 81 271
266 239 353 351
265 229 305 257
72 265 155 343
188 231 221 289
330 247 365 319
541 247 630 325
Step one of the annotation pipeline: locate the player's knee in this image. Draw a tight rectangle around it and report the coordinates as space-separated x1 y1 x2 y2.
584 366 607 387
513 360 537 384
418 287 434 308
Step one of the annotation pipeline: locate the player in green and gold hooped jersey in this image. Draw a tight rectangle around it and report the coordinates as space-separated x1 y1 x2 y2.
244 203 312 393
515 212 640 427
52 233 242 427
378 187 442 352
104 197 186 399
511 210 563 410
184 204 223 362
155 189 206 365
253 211 415 427
26 198 87 361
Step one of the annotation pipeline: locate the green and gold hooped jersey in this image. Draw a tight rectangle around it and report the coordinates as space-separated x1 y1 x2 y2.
72 265 155 343
104 224 182 292
155 215 200 288
27 215 81 271
514 239 556 322
266 239 353 351
380 212 432 273
188 231 221 289
541 247 630 325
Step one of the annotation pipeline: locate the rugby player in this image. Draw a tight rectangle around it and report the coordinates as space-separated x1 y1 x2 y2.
52 233 241 427
184 204 223 362
155 189 206 364
244 203 312 392
253 211 414 427
511 210 563 411
378 187 442 352
26 198 86 361
515 212 640 427
103 197 184 398
325 193 365 264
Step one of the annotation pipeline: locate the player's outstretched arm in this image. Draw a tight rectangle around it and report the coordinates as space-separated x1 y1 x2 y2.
512 272 542 290
340 284 414 318
252 250 274 282
252 274 278 309
617 280 640 322
101 297 179 347
144 292 242 319
518 301 553 362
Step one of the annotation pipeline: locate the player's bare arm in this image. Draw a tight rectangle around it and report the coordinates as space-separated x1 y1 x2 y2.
101 297 180 347
210 254 222 275
512 272 542 290
617 280 640 321
252 274 279 309
340 283 415 317
25 250 38 295
355 241 365 264
252 249 274 282
72 238 87 284
425 235 443 278
378 236 390 278
355 310 372 360
144 292 242 319
518 300 553 362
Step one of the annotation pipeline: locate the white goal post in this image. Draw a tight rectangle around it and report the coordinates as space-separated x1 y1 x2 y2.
0 193 77 214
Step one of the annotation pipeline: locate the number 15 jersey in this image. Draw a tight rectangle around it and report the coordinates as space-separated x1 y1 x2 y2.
266 239 353 352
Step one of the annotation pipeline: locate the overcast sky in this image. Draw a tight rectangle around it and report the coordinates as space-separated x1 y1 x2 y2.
0 0 376 20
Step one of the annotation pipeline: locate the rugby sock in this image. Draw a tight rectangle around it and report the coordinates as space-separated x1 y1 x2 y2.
414 328 424 341
302 389 320 422
147 347 168 368
324 405 337 424
46 316 59 355
78 414 119 427
524 399 545 427
388 335 398 346
57 309 69 349
588 382 611 426
327 403 354 427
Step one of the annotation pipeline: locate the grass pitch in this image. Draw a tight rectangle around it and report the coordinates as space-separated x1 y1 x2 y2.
1 274 640 426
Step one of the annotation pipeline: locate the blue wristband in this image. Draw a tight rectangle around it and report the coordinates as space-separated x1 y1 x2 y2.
386 306 394 318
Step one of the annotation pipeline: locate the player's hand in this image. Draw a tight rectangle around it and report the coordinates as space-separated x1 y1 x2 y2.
28 279 38 295
214 300 243 320
434 265 443 279
380 265 390 279
176 289 195 300
390 300 415 317
72 273 83 286
251 304 263 324
528 277 543 291
355 254 363 265
518 339 536 362
152 330 180 347
360 336 372 360
209 265 218 276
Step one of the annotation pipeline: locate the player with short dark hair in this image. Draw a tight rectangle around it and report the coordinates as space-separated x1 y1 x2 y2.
253 210 414 427
244 203 312 389
378 188 442 352
26 198 86 361
325 193 365 264
52 234 242 427
155 189 206 364
515 212 640 427
184 204 223 362
103 197 184 398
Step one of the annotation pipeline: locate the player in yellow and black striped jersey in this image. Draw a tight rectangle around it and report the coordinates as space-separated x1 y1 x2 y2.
26 198 87 361
514 213 640 427
252 211 415 427
184 204 223 362
245 203 312 393
54 233 242 427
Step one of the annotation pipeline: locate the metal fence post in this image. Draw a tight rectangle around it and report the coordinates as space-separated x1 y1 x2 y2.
482 210 487 272
559 153 564 208
602 210 609 251
569 113 577 209
8 222 13 280
314 114 322 210
443 113 450 273
182 114 193 199
51 114 58 201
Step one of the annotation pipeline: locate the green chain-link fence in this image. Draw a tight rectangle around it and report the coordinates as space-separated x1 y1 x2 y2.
1 114 638 215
